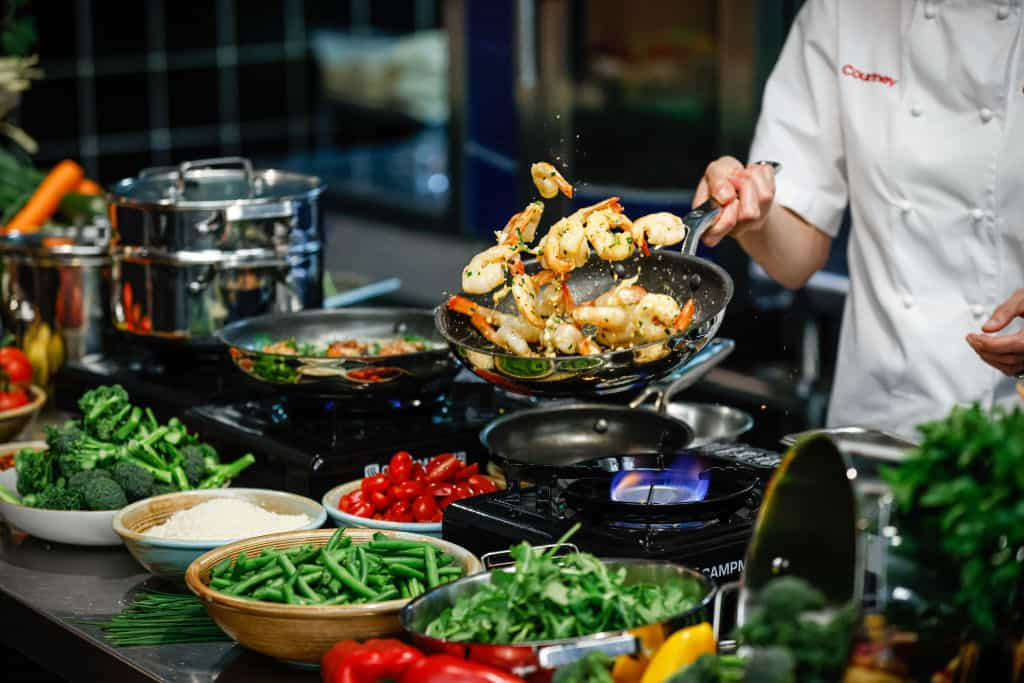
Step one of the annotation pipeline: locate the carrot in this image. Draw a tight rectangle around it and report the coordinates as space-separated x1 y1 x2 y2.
75 178 104 195
3 159 85 234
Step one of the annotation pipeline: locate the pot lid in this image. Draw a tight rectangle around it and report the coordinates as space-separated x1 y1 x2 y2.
109 156 324 208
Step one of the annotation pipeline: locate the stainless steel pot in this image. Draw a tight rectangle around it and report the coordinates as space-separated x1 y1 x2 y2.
107 157 325 344
664 403 753 446
0 226 112 384
400 555 715 678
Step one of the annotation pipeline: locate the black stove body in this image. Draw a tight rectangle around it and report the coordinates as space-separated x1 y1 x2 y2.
444 442 780 586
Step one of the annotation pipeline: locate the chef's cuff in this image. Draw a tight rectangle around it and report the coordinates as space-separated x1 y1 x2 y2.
771 175 846 239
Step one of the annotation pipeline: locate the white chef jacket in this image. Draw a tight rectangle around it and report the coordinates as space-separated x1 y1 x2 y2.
748 0 1024 438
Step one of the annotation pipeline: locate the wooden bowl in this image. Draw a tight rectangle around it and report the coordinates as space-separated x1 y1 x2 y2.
0 385 46 443
184 528 482 663
113 489 326 579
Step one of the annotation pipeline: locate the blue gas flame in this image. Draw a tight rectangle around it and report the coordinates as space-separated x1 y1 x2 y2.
610 455 710 504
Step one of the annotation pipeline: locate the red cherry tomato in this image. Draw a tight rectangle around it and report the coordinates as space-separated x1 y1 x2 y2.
455 462 479 480
426 482 453 498
349 500 375 518
370 490 392 511
373 513 384 520
388 451 413 483
425 455 462 483
361 473 391 494
0 387 29 412
467 474 497 493
0 346 32 388
338 493 354 513
392 480 424 501
383 500 414 523
412 494 441 523
410 463 427 479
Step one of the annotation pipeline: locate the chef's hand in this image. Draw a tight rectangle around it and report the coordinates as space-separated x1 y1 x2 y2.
693 156 776 247
967 289 1024 375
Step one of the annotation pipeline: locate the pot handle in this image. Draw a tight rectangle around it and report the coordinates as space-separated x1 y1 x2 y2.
629 337 735 412
713 580 744 645
480 542 580 569
176 157 255 196
680 161 781 256
537 633 639 669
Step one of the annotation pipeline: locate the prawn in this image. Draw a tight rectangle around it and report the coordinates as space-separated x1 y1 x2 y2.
630 212 686 255
498 201 545 247
569 196 624 223
584 209 636 261
571 305 630 332
511 271 546 328
631 293 694 342
462 244 517 294
540 216 589 275
447 295 539 355
531 161 574 199
541 317 602 355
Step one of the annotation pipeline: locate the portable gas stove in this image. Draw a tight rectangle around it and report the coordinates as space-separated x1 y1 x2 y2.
184 376 528 499
444 442 780 586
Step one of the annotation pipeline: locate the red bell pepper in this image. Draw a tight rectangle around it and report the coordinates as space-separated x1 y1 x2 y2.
322 639 423 683
400 654 526 683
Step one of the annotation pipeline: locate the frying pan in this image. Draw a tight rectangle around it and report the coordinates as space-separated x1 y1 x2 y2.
217 308 461 401
434 161 779 398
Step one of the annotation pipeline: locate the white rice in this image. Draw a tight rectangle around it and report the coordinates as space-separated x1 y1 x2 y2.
144 498 309 541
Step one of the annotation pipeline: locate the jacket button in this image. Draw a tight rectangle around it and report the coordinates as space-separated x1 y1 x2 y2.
970 208 985 222
998 5 1010 19
910 104 923 117
899 200 912 215
971 305 985 318
903 295 914 309
924 4 936 19
980 107 994 123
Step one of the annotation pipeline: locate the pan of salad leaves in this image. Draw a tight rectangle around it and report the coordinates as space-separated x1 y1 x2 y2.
218 308 460 401
399 524 715 678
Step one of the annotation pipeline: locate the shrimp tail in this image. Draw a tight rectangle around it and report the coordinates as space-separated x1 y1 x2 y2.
447 295 481 317
673 298 695 330
560 279 576 312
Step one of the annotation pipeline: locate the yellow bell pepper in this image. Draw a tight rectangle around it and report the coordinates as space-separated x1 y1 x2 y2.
612 624 666 682
639 622 716 683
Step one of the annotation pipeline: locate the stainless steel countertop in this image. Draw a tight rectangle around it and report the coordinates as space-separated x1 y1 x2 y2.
0 526 317 682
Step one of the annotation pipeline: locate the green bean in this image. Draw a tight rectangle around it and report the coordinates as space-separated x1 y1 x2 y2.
326 529 350 552
327 579 342 594
408 576 424 598
295 574 321 602
210 578 233 590
367 540 427 552
252 587 285 602
356 546 369 584
321 594 353 606
395 547 427 557
276 553 298 578
382 557 426 569
211 558 233 578
372 588 400 602
282 581 298 605
230 552 249 579
424 545 440 588
224 565 282 595
436 554 454 567
321 549 376 599
438 566 463 577
387 562 427 582
399 580 411 599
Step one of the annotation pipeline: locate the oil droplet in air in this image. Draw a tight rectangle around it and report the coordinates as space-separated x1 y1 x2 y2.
760 404 767 411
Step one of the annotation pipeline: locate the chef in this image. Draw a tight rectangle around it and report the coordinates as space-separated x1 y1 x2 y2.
693 0 1024 436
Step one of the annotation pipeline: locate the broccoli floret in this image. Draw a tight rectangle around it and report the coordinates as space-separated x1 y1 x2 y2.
91 402 133 442
78 385 130 426
113 406 144 442
67 468 112 494
667 653 743 683
15 448 53 496
754 576 826 623
181 445 207 486
82 477 127 510
30 485 85 511
112 460 155 502
45 422 123 477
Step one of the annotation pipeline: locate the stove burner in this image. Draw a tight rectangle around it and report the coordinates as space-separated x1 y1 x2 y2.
610 454 712 504
613 481 706 505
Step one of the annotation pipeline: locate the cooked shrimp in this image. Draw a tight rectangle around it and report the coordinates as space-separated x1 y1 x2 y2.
531 162 573 199
569 197 623 223
632 293 683 342
540 216 589 275
585 209 636 261
326 340 368 357
542 318 603 355
571 305 630 331
498 201 545 247
462 244 517 294
447 295 542 342
596 325 634 348
263 340 298 355
511 272 546 327
377 339 426 355
630 212 686 253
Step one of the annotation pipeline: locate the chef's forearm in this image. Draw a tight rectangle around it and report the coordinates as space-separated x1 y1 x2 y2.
735 204 832 290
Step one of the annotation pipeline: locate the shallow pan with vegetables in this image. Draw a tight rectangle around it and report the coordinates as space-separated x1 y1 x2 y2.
399 535 716 677
185 527 482 664
218 308 461 402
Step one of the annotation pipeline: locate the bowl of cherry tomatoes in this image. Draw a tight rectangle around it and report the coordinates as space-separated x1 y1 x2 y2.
322 450 501 538
0 342 45 443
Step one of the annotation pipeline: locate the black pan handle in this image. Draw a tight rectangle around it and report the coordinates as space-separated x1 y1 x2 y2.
680 161 781 256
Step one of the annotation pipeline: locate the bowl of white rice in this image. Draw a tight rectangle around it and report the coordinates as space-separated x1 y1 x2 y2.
113 489 326 579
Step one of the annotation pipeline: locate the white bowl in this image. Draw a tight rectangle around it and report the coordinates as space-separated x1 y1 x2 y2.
0 452 122 546
322 479 442 538
113 488 327 579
